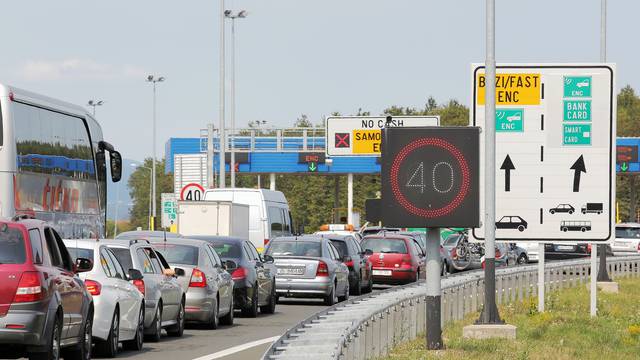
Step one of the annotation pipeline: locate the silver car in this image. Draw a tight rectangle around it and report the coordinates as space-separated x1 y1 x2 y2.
150 239 234 329
265 236 350 305
64 239 146 357
106 239 186 342
612 223 640 255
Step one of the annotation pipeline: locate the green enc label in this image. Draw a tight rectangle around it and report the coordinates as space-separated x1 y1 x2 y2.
564 76 592 98
563 100 591 122
496 108 524 132
563 124 592 146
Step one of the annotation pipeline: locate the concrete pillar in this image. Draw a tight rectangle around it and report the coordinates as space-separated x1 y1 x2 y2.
270 173 276 191
347 173 353 225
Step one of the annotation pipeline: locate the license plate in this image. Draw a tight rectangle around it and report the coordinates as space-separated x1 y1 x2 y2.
557 245 574 251
372 270 392 276
277 267 305 275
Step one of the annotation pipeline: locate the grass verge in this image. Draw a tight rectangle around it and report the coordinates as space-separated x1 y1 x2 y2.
382 277 640 360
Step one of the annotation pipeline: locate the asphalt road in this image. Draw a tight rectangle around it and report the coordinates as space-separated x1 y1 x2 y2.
109 297 332 360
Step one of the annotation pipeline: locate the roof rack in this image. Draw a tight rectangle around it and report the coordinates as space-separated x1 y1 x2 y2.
129 239 151 246
12 214 35 222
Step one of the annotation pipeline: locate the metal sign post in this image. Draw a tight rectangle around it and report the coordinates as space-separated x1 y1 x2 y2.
425 227 442 349
538 243 545 312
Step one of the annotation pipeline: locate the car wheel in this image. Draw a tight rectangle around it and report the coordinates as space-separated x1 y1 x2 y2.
97 310 119 358
338 281 349 302
146 305 162 342
517 254 528 265
220 295 234 325
207 298 219 329
259 281 277 314
324 284 337 306
364 272 374 293
124 306 144 351
518 225 525 232
550 210 555 214
569 210 574 214
63 309 92 360
167 301 185 337
29 313 62 360
242 285 259 318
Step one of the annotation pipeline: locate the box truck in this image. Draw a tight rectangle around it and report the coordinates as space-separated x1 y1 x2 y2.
177 200 250 239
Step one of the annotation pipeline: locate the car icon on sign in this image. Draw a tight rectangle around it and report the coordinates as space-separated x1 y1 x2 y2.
495 216 528 232
576 80 589 88
506 114 521 122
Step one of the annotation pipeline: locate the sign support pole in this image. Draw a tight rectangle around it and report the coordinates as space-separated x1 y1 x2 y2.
590 244 598 317
477 0 502 325
537 243 545 312
425 227 443 350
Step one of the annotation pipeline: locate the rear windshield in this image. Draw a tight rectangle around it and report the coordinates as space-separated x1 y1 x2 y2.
66 247 94 261
110 247 134 271
330 240 348 257
0 226 26 264
153 244 199 266
361 238 408 254
266 241 322 257
616 227 640 239
210 241 242 259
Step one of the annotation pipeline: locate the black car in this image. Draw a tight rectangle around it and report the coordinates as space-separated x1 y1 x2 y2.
545 243 613 260
190 236 277 317
327 235 373 295
549 204 575 214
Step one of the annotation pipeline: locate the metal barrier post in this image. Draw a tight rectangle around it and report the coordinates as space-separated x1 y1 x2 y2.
538 243 545 312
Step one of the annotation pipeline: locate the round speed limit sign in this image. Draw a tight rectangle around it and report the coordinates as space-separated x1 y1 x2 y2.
180 183 205 201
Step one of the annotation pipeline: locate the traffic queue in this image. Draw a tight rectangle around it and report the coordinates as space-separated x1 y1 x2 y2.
0 188 537 360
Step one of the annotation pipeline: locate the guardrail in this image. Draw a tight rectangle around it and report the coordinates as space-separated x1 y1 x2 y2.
263 256 640 360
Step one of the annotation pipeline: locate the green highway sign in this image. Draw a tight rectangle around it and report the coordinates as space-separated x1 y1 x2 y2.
308 162 318 172
496 108 524 132
563 124 592 146
564 76 592 98
563 100 591 122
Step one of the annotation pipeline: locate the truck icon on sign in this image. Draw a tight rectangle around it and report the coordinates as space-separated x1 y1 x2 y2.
581 203 603 214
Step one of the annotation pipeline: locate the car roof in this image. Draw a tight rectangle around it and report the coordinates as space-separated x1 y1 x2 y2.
272 235 325 243
116 231 181 240
0 217 46 230
187 235 246 243
62 239 103 249
362 233 412 241
147 238 209 247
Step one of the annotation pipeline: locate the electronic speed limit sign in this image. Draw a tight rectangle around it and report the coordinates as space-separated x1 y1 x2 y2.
180 183 205 201
381 127 481 228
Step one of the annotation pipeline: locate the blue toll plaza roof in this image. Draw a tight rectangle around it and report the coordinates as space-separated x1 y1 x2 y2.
165 137 380 174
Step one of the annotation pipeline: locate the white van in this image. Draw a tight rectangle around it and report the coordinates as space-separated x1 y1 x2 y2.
203 188 293 251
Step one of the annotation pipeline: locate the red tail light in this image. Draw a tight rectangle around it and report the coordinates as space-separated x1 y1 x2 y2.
189 268 207 288
231 267 247 281
133 279 145 295
13 272 43 303
400 255 412 269
344 260 354 268
264 239 270 246
316 261 329 277
84 280 101 296
587 244 592 253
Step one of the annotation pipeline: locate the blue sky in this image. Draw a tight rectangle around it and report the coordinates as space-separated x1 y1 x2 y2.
1 1 638 161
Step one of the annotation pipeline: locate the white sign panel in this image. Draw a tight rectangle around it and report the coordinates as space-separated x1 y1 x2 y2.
326 116 439 156
471 64 615 243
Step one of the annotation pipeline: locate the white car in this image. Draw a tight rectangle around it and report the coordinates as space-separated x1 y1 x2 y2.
612 223 640 255
515 242 539 262
64 239 146 358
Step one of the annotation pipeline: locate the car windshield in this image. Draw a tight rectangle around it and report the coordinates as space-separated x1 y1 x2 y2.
361 238 408 254
109 248 134 271
330 240 348 257
210 241 243 259
66 247 94 261
0 225 26 264
153 244 199 266
266 241 322 257
616 227 640 239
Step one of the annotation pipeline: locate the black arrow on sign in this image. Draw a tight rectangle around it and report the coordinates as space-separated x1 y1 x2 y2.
500 155 515 192
570 155 586 192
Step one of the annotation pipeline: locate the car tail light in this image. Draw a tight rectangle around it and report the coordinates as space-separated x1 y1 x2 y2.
344 259 354 268
587 244 592 254
400 255 412 269
84 280 101 296
231 267 247 281
133 279 145 296
189 268 207 288
13 272 44 303
316 261 329 277
264 239 270 246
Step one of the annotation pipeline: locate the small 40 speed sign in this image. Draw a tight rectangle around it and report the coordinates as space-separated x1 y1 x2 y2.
381 127 480 228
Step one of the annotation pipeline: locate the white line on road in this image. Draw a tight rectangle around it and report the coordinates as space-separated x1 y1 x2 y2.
191 336 281 360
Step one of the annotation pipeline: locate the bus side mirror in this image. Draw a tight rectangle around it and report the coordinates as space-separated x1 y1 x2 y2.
110 151 122 183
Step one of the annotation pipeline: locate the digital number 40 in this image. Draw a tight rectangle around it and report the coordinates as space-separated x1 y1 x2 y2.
405 162 454 194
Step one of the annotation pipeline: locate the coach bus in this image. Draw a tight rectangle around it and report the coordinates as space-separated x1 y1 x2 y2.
0 85 122 238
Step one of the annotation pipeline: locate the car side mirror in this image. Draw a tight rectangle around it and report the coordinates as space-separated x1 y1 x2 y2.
224 260 238 272
174 267 186 277
74 258 93 273
262 255 274 263
363 249 373 256
127 269 144 281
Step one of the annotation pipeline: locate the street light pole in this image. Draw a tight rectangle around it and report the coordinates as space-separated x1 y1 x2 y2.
225 10 248 188
219 0 227 189
146 75 165 230
87 100 104 117
132 164 153 231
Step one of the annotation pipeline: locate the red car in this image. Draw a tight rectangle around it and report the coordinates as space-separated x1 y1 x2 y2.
360 234 425 285
0 216 94 360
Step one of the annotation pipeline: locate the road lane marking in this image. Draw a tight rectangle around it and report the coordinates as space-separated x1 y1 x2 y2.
192 336 281 360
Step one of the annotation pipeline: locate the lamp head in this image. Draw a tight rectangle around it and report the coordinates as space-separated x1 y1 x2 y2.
147 75 154 82
238 10 248 18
